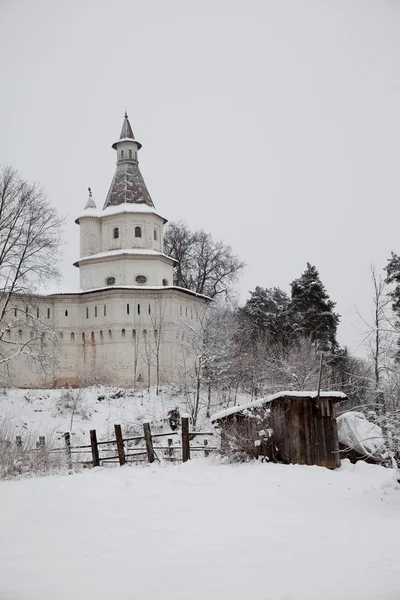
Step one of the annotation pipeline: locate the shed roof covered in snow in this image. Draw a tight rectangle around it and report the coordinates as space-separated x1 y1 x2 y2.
211 391 347 422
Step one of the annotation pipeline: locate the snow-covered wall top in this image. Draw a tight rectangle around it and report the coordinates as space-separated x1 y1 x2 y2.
75 203 167 224
211 391 347 422
35 284 212 300
75 249 178 265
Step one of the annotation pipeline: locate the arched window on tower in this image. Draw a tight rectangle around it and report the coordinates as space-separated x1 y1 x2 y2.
135 226 142 238
121 150 124 160
129 149 132 159
113 227 119 239
154 229 158 241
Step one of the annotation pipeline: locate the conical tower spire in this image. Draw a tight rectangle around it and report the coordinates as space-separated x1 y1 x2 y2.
119 111 135 140
104 112 153 209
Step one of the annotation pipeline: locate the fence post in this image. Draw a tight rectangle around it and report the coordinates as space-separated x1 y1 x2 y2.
143 422 155 463
204 438 209 458
167 438 173 458
15 436 22 448
64 432 72 469
114 424 126 466
90 429 100 467
182 417 190 463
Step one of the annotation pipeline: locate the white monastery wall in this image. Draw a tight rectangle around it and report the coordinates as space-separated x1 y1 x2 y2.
0 290 206 388
0 114 209 389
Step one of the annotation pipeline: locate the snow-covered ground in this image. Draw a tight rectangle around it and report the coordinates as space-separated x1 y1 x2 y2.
0 459 399 600
0 386 216 445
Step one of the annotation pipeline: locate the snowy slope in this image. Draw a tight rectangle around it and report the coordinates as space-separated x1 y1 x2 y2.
0 385 211 446
0 460 399 600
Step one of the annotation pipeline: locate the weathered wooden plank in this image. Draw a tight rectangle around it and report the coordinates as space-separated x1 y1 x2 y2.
309 399 319 465
203 438 209 458
330 400 341 468
302 399 312 465
143 422 155 463
64 432 72 469
318 406 328 467
90 429 100 467
114 424 126 466
181 417 190 462
271 401 285 463
289 397 302 465
282 400 291 464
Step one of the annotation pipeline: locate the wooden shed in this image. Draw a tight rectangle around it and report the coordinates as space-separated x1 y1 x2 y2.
211 391 347 469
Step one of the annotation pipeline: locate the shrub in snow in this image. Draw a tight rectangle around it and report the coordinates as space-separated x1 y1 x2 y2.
0 418 68 479
219 407 273 463
54 389 92 430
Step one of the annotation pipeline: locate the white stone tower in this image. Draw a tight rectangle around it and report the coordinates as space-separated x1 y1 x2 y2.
1 113 209 388
74 113 176 290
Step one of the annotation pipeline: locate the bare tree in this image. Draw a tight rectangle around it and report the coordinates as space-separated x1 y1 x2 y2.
131 313 142 386
164 221 244 299
361 267 395 395
352 266 400 467
140 327 152 394
148 297 167 395
176 306 209 429
0 166 64 377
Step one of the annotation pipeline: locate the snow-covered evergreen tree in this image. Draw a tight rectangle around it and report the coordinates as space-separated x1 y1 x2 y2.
290 263 339 351
241 286 293 346
384 252 400 360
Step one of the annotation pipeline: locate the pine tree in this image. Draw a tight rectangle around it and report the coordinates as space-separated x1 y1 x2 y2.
290 263 340 351
242 286 293 346
384 251 400 359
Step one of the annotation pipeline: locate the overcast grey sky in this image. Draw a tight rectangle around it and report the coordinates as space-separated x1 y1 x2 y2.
0 0 399 353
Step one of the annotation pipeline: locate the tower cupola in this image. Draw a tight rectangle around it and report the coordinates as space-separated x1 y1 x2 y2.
103 112 154 209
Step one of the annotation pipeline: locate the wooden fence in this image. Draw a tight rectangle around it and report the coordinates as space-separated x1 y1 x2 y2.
16 417 217 468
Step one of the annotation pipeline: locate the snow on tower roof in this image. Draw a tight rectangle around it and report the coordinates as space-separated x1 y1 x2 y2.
73 248 178 267
84 188 96 209
36 284 211 301
112 112 142 150
75 202 167 224
103 161 154 209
